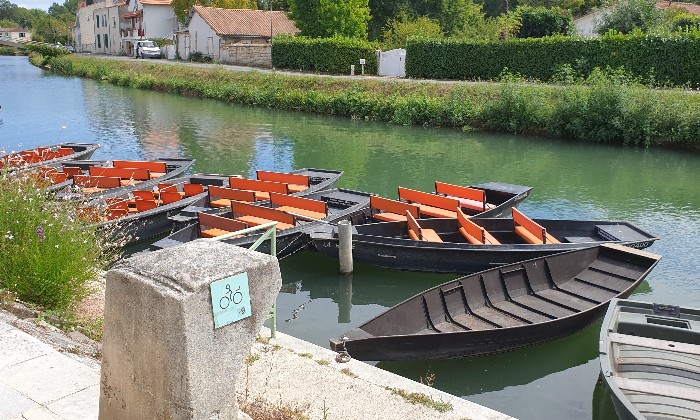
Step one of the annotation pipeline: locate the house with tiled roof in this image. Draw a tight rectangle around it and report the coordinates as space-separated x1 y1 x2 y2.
0 27 31 41
73 0 128 54
122 0 178 55
177 6 299 66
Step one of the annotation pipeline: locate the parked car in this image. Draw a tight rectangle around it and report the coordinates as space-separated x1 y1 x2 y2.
134 40 161 59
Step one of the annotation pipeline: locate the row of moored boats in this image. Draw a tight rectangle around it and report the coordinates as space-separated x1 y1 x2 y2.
6 143 696 420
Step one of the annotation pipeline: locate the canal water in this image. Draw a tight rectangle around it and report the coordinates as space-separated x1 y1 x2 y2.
2 56 699 419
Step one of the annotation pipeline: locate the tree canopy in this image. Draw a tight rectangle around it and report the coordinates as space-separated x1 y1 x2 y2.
288 0 371 39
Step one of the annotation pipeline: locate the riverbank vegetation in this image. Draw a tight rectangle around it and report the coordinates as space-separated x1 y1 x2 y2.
0 169 120 311
44 55 700 149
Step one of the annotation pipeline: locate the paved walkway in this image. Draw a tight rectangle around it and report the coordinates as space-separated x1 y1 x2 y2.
0 312 514 420
0 318 99 420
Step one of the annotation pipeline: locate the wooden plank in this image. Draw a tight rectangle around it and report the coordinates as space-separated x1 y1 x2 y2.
614 376 700 402
611 333 700 356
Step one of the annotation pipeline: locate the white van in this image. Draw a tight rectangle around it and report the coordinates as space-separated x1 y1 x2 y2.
134 40 161 59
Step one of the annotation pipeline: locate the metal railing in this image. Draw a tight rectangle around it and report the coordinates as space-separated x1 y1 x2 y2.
207 221 278 338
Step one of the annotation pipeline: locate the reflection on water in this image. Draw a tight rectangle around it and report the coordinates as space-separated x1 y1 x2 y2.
3 56 700 419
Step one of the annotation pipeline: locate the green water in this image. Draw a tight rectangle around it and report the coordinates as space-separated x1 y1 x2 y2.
2 56 700 419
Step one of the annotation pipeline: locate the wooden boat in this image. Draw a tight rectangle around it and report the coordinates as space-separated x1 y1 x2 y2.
600 298 700 420
83 174 233 246
329 244 661 361
41 158 195 200
167 168 345 224
151 188 372 258
0 142 100 170
310 208 659 274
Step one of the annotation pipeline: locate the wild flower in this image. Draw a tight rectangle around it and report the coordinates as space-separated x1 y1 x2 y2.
36 225 45 241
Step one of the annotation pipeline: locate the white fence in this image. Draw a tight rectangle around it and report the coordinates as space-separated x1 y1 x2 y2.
377 48 406 78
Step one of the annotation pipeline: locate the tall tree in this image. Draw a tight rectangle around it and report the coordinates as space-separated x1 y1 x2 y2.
0 0 18 22
289 0 370 38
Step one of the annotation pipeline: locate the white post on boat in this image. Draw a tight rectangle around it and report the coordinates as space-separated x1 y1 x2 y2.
338 220 353 273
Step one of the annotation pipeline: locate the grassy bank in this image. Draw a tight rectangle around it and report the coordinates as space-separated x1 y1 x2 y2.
47 55 700 149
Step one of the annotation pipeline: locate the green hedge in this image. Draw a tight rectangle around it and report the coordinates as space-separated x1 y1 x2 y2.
0 46 17 55
272 35 379 75
25 43 72 59
406 33 700 86
46 55 700 149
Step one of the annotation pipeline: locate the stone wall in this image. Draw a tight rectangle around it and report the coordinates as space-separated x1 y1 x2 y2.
221 44 271 68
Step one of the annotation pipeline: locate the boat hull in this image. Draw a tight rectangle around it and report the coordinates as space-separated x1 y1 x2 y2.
311 218 658 274
600 299 700 420
331 245 661 361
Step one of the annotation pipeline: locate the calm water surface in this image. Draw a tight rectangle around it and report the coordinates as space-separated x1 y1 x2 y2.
2 56 699 419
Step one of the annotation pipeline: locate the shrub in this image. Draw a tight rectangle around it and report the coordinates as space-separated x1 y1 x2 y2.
189 51 212 63
0 46 16 56
0 170 121 310
670 14 700 31
406 32 700 87
516 6 574 38
24 43 72 59
272 35 379 75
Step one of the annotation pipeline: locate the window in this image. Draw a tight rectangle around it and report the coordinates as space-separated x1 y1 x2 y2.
113 17 116 28
97 35 101 48
104 34 108 49
96 15 100 28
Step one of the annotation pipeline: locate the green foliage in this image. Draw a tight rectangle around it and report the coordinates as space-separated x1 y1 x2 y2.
189 51 213 62
381 14 443 49
272 35 379 74
0 170 119 310
595 0 660 34
25 43 71 59
31 15 72 44
405 32 700 87
515 6 573 38
151 37 174 46
46 54 700 149
0 46 16 55
670 13 700 31
0 17 19 27
288 0 370 39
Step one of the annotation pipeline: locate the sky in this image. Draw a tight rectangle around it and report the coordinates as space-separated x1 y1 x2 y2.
15 0 55 12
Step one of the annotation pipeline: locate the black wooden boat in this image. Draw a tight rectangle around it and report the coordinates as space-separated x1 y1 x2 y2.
168 168 345 224
310 214 659 274
47 158 195 200
330 244 661 361
87 174 233 246
151 188 372 258
1 142 100 170
600 298 700 420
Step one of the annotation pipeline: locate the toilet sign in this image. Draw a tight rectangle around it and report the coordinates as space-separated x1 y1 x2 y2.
211 272 251 329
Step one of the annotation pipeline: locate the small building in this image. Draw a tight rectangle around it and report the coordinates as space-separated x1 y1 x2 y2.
177 6 299 66
0 27 31 41
122 0 179 56
93 0 128 55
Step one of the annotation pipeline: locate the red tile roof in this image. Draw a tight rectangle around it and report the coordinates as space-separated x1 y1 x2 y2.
141 0 172 5
191 6 299 37
657 1 700 15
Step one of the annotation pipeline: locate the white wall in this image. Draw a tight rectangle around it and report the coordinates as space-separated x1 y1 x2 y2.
182 12 220 60
378 49 406 77
93 5 123 54
143 5 178 39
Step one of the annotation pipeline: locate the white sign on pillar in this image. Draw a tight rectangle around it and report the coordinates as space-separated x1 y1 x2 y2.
210 272 252 328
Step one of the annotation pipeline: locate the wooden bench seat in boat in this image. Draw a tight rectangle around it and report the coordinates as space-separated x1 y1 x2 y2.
112 160 167 178
158 182 206 199
257 170 310 194
398 187 460 219
228 178 290 201
73 175 121 193
435 181 495 213
63 166 84 179
270 192 327 220
58 147 74 157
135 199 158 212
406 210 443 242
457 208 500 245
49 172 68 184
198 212 247 238
231 201 295 230
89 167 151 185
370 195 420 222
512 208 560 244
208 186 256 208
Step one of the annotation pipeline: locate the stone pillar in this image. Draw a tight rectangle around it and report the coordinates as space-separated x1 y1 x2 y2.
99 240 281 420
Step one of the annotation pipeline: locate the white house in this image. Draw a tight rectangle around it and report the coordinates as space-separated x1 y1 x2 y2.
177 6 299 64
93 0 128 54
0 27 31 41
122 0 178 55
